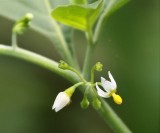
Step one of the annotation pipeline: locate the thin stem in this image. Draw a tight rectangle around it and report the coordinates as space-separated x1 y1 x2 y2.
11 32 17 48
82 30 95 80
98 99 132 133
44 0 52 12
44 0 79 68
93 12 106 43
82 44 94 79
73 82 85 88
0 44 79 83
68 67 87 83
94 82 102 86
84 85 90 97
90 66 95 83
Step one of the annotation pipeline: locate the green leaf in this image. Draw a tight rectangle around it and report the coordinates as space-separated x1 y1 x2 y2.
70 0 87 4
51 0 103 31
103 0 129 19
0 0 76 65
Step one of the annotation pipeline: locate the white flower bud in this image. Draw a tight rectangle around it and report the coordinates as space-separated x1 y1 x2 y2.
52 92 70 112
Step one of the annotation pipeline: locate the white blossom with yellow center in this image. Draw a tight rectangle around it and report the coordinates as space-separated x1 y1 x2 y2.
96 71 122 105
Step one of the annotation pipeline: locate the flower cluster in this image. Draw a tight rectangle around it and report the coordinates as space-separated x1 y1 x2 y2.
52 61 122 112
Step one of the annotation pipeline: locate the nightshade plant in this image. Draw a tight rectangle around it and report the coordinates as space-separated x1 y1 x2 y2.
0 0 131 133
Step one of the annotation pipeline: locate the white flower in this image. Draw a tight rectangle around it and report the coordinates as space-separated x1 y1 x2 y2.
52 92 70 112
96 71 122 104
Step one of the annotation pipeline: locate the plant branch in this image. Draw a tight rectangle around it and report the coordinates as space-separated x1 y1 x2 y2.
44 0 79 68
82 43 95 80
93 12 106 43
98 99 132 133
82 30 95 80
0 44 79 83
0 44 131 133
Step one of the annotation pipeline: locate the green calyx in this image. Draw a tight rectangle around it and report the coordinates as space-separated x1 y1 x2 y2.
64 82 84 97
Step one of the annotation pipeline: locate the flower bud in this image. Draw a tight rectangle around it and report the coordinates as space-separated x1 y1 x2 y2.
80 97 90 109
58 60 69 70
94 62 103 72
92 98 101 110
52 92 71 112
13 13 34 34
52 82 83 112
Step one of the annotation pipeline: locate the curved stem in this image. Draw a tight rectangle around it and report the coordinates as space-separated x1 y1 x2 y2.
0 44 79 83
73 82 85 88
68 67 87 83
0 44 131 132
98 99 132 133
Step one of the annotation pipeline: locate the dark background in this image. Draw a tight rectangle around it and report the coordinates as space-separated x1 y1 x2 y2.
0 0 159 133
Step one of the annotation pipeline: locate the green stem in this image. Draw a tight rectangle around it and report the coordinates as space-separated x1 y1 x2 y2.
0 44 131 132
90 66 95 83
68 67 87 83
0 44 79 83
93 14 132 132
98 99 132 133
82 44 94 79
82 30 95 80
11 32 17 48
93 12 106 43
44 0 79 68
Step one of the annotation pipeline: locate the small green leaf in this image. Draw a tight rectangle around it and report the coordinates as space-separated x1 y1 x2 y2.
51 0 103 31
103 0 129 19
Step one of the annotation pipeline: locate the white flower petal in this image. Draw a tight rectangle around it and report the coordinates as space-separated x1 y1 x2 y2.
101 77 106 83
52 92 70 112
96 83 110 98
101 77 113 92
108 71 117 89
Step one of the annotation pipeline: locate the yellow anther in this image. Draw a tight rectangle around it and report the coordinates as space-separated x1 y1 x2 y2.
112 93 122 105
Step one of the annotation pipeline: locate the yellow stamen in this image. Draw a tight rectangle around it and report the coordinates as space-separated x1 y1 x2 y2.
112 93 122 105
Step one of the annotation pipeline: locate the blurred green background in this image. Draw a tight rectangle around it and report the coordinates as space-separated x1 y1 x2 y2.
0 0 159 133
